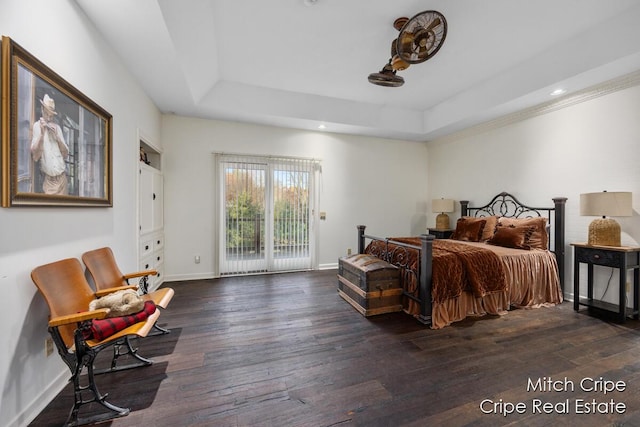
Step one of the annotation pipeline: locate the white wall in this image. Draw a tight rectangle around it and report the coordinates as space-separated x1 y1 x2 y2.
161 116 430 280
427 81 640 302
0 1 161 425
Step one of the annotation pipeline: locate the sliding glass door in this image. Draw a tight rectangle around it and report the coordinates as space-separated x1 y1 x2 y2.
218 155 319 275
221 160 267 274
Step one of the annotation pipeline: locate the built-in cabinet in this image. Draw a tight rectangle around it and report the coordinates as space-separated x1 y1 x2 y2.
139 138 164 291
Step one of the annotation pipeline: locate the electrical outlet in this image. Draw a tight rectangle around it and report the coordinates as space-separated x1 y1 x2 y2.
347 248 352 255
45 337 54 357
194 255 201 264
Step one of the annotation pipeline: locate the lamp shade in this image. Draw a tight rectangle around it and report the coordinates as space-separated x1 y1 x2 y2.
432 198 455 213
580 192 632 217
580 191 632 246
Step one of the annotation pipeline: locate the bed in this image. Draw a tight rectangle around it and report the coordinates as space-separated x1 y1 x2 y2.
357 192 567 329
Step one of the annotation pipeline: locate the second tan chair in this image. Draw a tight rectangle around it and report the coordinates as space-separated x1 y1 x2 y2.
82 247 174 335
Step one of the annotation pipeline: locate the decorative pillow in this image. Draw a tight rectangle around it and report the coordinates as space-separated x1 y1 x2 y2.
451 217 487 242
89 289 145 318
488 225 535 250
497 217 548 250
479 215 499 241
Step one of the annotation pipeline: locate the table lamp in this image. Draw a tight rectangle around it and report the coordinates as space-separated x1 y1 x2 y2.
432 198 455 230
580 191 632 246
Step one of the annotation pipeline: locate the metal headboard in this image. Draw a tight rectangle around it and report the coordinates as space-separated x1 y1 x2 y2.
461 192 551 221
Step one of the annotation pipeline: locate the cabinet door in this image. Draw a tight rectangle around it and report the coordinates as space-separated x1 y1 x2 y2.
152 170 163 230
139 166 154 235
140 164 163 233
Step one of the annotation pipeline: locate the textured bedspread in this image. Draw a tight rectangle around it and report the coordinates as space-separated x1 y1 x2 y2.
434 240 507 302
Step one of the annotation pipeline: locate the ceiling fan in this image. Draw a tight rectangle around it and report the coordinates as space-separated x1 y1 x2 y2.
368 10 447 87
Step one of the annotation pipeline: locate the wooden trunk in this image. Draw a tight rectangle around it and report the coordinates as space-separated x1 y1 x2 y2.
337 254 402 316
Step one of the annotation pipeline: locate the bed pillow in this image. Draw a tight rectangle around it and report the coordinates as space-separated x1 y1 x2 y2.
497 217 548 250
451 217 486 242
488 225 535 250
479 216 499 241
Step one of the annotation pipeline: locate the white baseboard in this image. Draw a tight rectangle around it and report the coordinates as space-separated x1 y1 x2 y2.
164 272 217 282
13 369 67 427
166 265 338 282
319 262 338 270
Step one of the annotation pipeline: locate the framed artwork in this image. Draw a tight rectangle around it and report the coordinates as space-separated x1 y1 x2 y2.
1 36 112 207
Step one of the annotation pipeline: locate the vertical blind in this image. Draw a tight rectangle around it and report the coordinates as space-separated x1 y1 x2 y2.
216 154 320 276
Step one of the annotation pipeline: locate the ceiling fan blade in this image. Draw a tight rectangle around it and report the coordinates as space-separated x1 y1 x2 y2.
425 17 441 32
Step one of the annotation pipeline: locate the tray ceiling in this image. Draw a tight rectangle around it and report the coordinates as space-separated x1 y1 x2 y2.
75 0 640 141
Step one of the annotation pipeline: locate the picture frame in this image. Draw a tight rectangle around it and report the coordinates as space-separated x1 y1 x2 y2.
1 36 112 207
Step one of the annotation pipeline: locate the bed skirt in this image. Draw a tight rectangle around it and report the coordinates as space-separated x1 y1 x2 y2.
431 290 510 329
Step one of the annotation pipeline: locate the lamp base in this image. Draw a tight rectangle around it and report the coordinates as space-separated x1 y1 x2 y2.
588 218 621 246
435 213 450 230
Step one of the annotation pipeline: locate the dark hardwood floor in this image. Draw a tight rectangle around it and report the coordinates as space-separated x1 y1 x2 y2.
30 270 640 426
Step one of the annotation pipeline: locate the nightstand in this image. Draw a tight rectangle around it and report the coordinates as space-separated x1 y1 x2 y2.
572 243 640 323
427 228 453 239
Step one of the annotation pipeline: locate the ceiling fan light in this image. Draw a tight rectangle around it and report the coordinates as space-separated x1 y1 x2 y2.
368 73 404 87
368 61 404 87
368 65 405 87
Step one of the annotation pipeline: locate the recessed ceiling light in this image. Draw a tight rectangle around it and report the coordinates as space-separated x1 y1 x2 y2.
318 124 327 130
550 88 566 96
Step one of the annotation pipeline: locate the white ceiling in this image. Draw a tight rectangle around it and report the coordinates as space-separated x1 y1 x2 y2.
75 0 640 142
